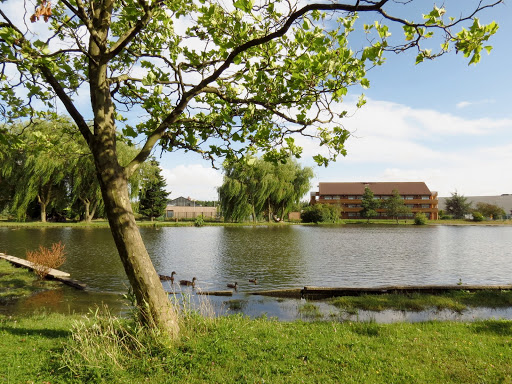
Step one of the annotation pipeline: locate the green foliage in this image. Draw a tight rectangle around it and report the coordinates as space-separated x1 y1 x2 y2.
472 211 484 222
475 202 506 219
445 192 472 219
194 215 205 227
138 161 169 220
301 203 341 223
360 187 380 223
383 189 411 223
414 212 428 225
219 157 313 222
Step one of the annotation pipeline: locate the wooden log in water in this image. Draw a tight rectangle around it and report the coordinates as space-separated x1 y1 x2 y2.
0 253 86 290
302 285 512 299
197 290 233 296
249 288 303 299
0 253 70 278
249 285 512 300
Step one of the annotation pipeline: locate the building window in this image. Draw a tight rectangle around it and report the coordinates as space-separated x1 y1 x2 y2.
166 210 174 218
421 204 430 208
324 195 332 200
406 205 414 208
405 196 414 200
421 196 430 200
348 196 355 200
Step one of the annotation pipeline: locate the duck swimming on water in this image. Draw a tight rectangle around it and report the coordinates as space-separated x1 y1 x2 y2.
179 277 197 287
227 282 238 290
159 271 177 283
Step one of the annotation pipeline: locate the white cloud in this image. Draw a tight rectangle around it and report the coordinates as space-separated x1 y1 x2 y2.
301 98 512 197
456 99 495 109
160 164 223 201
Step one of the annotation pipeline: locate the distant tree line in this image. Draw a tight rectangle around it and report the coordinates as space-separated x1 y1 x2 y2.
0 117 167 222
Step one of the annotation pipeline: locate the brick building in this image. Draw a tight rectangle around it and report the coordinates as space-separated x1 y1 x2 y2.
310 182 439 220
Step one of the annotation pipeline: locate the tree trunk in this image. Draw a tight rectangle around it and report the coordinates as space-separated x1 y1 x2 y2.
96 158 179 338
40 200 47 223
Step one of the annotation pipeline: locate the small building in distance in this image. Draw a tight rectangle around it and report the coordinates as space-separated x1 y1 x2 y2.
165 197 218 220
310 182 439 220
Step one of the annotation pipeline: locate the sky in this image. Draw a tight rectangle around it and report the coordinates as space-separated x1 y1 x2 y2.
156 1 512 201
3 1 511 201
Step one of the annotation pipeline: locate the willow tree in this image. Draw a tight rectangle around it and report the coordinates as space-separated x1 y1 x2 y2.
0 0 500 336
0 118 82 221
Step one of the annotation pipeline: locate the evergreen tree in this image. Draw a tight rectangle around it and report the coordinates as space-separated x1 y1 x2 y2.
360 186 380 223
138 163 169 221
445 192 472 219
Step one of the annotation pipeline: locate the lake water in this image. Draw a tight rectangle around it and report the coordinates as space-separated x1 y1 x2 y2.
1 225 512 321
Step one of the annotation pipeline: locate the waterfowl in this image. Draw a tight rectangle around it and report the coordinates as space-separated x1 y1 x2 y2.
179 277 197 287
159 271 176 283
249 278 258 284
227 282 238 289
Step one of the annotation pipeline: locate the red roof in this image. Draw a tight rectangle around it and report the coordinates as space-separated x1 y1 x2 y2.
318 182 433 196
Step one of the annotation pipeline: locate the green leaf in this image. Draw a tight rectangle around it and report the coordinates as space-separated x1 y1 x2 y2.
233 0 253 13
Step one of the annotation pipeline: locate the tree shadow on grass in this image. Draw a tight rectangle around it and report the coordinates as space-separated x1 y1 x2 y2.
472 320 512 336
0 326 70 338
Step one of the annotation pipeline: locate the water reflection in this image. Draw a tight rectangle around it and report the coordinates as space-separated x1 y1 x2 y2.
1 225 512 321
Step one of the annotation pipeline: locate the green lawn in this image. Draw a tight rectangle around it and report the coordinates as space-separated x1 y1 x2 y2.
1 311 511 383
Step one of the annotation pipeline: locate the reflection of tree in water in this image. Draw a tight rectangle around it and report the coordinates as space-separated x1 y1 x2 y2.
226 299 248 312
217 226 307 290
22 289 64 311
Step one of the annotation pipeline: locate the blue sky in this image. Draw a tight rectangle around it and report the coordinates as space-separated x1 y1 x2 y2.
4 1 511 201
159 1 512 200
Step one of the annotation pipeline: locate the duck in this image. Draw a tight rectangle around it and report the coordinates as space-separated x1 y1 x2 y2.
227 282 238 290
249 278 258 284
179 277 197 287
159 271 176 283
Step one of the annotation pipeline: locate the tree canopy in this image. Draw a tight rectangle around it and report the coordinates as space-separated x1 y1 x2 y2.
445 192 472 219
360 186 380 223
0 0 501 335
219 157 313 222
383 189 411 223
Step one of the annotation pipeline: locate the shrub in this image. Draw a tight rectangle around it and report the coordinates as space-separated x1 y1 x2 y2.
472 211 484 222
301 204 341 223
194 215 204 227
26 241 66 279
414 213 427 225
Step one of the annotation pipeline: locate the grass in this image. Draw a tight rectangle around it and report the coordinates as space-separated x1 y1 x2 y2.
0 260 60 301
1 264 512 383
1 310 512 383
329 291 512 313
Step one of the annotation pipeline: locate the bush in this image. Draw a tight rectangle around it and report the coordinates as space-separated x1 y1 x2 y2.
414 213 427 225
194 215 204 227
440 214 453 220
301 204 341 223
26 241 66 279
472 212 484 222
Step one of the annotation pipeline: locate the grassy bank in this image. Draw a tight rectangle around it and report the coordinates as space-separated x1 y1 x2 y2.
1 310 511 383
0 260 61 302
2 262 512 383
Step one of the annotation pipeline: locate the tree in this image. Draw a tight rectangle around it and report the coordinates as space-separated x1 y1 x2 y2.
0 118 81 222
445 192 472 219
384 189 412 223
360 186 380 223
301 204 341 223
0 0 501 336
219 157 313 222
475 202 506 220
138 162 169 221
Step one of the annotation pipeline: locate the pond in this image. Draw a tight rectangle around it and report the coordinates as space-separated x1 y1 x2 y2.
1 225 512 321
